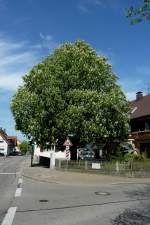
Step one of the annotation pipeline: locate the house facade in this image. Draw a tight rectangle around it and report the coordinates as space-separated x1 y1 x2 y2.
130 92 150 157
0 128 17 156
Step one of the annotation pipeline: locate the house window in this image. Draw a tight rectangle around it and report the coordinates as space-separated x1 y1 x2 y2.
0 140 4 143
0 148 4 151
128 125 131 133
145 122 150 131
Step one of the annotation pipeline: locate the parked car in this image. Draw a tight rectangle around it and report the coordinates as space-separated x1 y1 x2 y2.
78 148 95 160
9 151 22 156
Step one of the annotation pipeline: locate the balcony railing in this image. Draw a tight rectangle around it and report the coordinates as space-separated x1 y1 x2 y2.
131 130 150 140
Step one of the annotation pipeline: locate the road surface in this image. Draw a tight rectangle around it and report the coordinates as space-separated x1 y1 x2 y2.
1 158 150 225
0 156 25 224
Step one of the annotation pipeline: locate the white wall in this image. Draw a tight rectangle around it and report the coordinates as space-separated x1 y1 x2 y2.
34 145 67 160
0 136 8 156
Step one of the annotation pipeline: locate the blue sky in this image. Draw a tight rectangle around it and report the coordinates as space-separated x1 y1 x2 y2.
0 0 150 140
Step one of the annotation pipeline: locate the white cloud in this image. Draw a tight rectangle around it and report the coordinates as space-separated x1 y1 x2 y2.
136 66 150 75
0 36 39 91
97 49 117 66
119 79 145 101
125 91 147 101
0 73 23 91
0 34 59 92
78 0 103 13
39 33 58 50
78 0 125 13
40 33 53 41
125 91 136 101
0 51 36 67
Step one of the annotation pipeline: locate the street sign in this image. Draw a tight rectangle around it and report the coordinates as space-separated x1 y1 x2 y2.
63 137 73 147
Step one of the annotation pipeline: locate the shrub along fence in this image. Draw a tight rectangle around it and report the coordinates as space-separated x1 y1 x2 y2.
55 159 150 177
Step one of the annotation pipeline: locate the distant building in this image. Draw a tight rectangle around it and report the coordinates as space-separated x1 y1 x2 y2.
130 92 150 157
0 128 17 156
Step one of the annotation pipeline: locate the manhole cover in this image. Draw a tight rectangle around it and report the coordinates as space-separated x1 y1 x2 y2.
94 191 110 196
39 199 49 202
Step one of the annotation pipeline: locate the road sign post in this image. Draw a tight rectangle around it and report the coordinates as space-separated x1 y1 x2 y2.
63 137 72 160
50 143 56 169
65 145 70 160
29 138 35 167
30 143 34 167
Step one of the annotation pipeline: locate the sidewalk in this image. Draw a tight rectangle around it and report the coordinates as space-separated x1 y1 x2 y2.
22 158 150 186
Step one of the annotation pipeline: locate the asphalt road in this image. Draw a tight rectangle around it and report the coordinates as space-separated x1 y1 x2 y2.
1 158 150 225
0 156 25 224
11 165 150 225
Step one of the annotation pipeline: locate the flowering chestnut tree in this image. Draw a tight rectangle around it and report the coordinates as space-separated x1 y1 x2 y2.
11 40 129 147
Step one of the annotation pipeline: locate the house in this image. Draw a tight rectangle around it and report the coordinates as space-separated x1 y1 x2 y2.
7 136 17 153
15 139 22 153
0 128 17 156
130 92 150 157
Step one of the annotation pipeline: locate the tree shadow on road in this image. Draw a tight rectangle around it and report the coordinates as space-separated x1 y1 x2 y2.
124 184 150 199
112 185 150 225
112 208 150 225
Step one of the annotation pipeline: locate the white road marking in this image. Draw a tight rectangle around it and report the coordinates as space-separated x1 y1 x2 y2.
0 172 19 175
15 188 22 197
1 207 17 225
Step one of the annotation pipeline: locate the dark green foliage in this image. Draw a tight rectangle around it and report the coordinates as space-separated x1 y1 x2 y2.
127 1 150 24
123 152 145 161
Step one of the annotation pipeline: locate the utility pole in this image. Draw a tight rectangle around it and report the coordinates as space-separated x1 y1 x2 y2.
29 138 34 167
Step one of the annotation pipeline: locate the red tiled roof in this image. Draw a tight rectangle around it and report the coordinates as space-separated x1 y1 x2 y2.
7 136 17 145
130 94 150 119
0 129 17 145
0 130 9 143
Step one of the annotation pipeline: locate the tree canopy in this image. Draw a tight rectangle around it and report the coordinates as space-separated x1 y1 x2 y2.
11 40 129 147
127 0 150 24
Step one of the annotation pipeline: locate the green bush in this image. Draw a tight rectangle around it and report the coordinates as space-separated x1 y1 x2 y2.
123 152 144 161
19 141 29 155
109 154 124 162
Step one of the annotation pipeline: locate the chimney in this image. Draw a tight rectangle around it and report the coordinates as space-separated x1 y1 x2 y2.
136 91 143 101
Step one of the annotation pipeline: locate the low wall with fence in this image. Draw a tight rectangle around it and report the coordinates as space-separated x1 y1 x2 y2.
55 159 150 177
